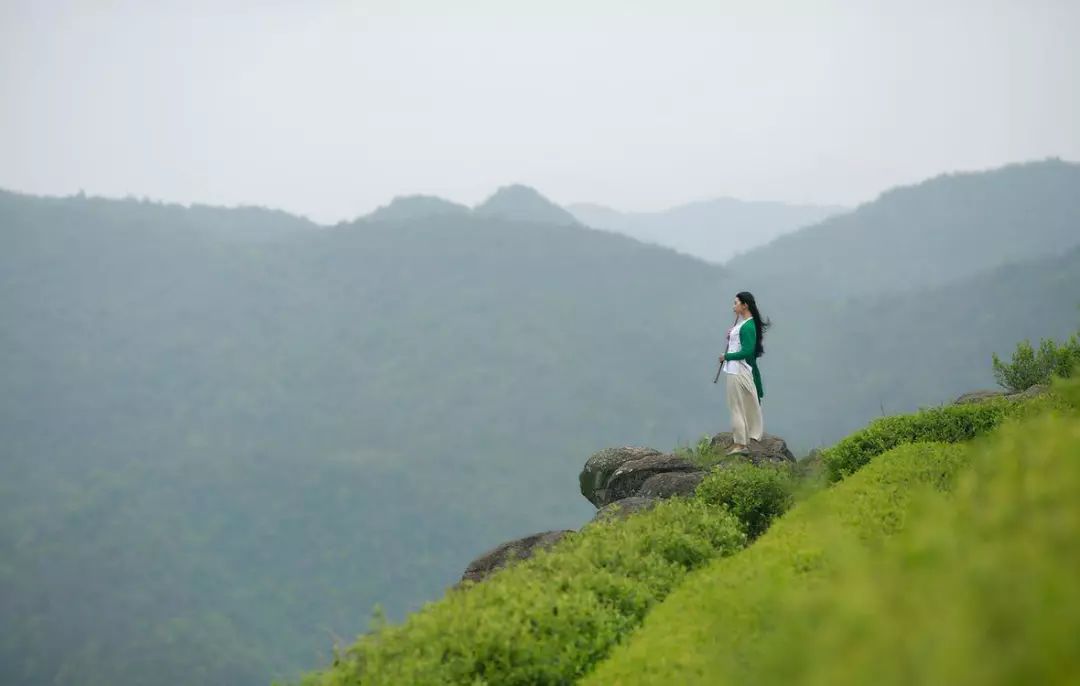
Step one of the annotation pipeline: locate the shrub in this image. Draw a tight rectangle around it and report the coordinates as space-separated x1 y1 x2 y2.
584 375 1080 685
992 331 1080 392
739 397 1080 685
821 391 1067 482
695 462 796 538
298 498 744 686
582 441 974 686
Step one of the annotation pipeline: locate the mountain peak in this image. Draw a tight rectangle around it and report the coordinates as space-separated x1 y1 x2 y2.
473 185 579 226
366 195 470 222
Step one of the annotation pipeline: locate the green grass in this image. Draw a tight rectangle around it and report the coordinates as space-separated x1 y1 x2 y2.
295 498 744 686
672 434 733 469
581 441 972 684
296 376 1077 686
821 391 1066 481
582 377 1080 685
298 443 812 684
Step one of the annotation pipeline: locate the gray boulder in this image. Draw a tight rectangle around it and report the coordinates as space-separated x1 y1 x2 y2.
459 529 574 585
637 471 706 499
580 446 663 507
708 432 796 466
601 454 702 507
1010 384 1049 401
590 496 659 523
954 384 1048 405
954 389 1008 404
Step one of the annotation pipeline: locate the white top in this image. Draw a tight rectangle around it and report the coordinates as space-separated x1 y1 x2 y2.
722 317 753 375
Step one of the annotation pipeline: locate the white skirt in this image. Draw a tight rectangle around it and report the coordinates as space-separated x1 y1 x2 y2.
726 368 763 445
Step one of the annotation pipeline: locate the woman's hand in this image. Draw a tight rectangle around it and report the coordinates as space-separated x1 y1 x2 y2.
718 353 725 363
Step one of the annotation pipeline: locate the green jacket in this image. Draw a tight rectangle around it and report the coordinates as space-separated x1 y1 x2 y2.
724 318 764 401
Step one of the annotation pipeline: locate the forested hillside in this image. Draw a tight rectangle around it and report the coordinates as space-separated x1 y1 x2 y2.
0 188 723 685
731 158 1080 297
2 159 1079 686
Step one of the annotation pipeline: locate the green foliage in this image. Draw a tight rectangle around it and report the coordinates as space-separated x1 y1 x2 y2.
585 376 1080 685
992 331 1080 392
583 440 975 685
821 391 1067 482
742 409 1080 685
695 463 796 538
673 434 726 469
299 499 745 686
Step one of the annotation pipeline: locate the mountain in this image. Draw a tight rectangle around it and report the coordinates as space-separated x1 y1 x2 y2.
0 189 323 244
731 158 1080 299
2 159 1080 686
0 192 723 686
756 245 1080 447
365 195 470 223
473 184 581 226
717 158 1080 444
568 197 844 263
363 185 579 227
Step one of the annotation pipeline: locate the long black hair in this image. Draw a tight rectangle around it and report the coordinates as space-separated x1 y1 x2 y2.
736 291 770 358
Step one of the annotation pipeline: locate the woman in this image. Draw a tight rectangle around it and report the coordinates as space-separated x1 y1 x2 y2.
717 291 769 455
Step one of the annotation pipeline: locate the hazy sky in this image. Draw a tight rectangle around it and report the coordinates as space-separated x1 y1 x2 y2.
2 0 1078 224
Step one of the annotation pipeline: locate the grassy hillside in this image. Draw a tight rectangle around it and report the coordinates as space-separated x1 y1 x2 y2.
295 377 1075 684
583 377 1080 685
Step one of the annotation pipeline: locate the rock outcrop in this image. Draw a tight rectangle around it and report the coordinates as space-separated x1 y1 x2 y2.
954 384 1048 405
708 432 796 466
591 496 660 523
953 389 1008 404
459 529 574 585
636 471 706 499
465 428 799 584
579 446 663 507
601 453 702 507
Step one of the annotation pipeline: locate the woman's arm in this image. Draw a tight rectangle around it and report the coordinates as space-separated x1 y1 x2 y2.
724 321 758 362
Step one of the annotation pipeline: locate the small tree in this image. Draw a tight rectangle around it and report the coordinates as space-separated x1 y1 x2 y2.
992 331 1080 392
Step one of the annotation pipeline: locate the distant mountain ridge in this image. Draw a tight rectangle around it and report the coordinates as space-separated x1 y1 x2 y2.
363 188 843 263
474 185 580 226
568 197 845 264
0 187 322 243
366 195 471 222
731 158 1080 298
363 184 580 227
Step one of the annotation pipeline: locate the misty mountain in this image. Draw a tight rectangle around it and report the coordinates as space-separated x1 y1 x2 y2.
473 184 581 226
733 158 1080 298
568 197 844 263
0 190 722 686
365 195 471 223
2 159 1080 686
362 185 580 228
4 191 323 244
752 244 1080 447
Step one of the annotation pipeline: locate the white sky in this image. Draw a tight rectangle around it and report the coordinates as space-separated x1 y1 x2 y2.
1 0 1078 224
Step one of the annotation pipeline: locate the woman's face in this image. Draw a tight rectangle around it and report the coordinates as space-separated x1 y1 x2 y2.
733 297 746 316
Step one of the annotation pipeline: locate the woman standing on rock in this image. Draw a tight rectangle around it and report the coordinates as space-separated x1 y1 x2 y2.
717 291 769 455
